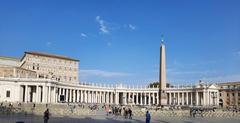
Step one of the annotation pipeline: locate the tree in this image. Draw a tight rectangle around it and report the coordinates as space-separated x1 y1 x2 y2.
148 82 173 88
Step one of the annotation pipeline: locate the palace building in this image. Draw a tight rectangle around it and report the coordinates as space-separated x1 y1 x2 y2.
218 82 240 107
0 42 222 107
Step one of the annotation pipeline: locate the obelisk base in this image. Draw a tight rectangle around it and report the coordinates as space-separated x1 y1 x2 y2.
159 90 167 106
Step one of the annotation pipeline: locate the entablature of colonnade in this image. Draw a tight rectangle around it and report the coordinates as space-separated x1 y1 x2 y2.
0 77 57 87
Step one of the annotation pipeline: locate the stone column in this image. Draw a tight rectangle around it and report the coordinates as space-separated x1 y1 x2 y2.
71 89 73 102
99 91 101 103
77 90 80 102
80 90 83 102
90 91 93 103
190 92 193 105
169 93 171 105
115 92 119 105
100 92 102 103
110 92 113 104
235 91 238 106
156 92 159 105
173 92 176 105
57 88 60 102
66 89 68 102
98 91 101 103
48 86 51 103
196 91 199 106
148 92 151 105
85 91 88 103
62 89 65 101
216 92 219 106
96 91 98 103
92 91 94 103
53 87 56 103
186 92 189 105
177 92 180 105
182 92 184 105
140 93 143 105
208 91 211 105
144 93 147 105
203 90 206 106
132 93 135 105
136 93 139 105
103 92 105 103
87 91 90 103
73 90 76 102
153 93 155 105
124 93 127 105
35 85 39 103
24 85 28 102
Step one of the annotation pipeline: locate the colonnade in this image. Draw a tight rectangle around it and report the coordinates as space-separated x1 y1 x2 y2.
167 91 219 106
21 84 161 105
20 84 219 106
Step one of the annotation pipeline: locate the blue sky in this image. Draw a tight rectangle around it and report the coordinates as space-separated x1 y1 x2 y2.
0 0 240 85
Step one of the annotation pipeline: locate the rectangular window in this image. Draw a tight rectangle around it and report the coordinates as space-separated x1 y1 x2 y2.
6 91 10 98
232 93 235 96
227 93 229 97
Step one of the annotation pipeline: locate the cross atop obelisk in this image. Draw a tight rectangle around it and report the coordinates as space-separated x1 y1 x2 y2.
159 35 167 106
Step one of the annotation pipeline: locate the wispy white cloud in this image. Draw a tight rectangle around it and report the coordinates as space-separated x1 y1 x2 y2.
128 24 136 30
168 69 216 75
96 16 109 34
46 42 52 47
201 74 240 83
79 69 131 78
80 33 87 38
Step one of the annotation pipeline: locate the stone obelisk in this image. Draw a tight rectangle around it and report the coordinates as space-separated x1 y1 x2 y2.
159 38 167 106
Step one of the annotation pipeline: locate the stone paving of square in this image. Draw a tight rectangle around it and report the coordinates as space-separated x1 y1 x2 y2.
0 114 240 123
1 103 240 123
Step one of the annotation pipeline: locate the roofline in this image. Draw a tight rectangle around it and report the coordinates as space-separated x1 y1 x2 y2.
21 51 80 62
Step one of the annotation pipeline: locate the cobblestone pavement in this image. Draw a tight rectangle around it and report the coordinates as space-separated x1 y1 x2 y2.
0 114 240 123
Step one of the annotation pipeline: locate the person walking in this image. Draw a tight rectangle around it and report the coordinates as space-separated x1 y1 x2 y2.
43 108 50 123
128 108 132 119
146 111 151 123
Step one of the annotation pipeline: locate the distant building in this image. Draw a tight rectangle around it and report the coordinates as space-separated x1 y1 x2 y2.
0 56 36 78
218 82 240 107
20 52 79 83
0 66 36 78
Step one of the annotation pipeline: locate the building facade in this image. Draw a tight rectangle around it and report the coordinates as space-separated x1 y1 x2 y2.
20 52 79 83
218 82 240 107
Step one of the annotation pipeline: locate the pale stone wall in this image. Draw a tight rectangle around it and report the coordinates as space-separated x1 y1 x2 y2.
21 53 79 83
218 82 240 107
0 81 21 102
0 67 37 78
